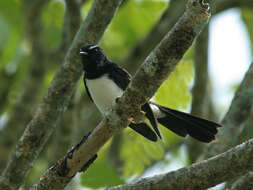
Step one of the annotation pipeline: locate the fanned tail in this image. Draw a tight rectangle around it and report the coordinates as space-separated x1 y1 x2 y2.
128 103 222 143
155 104 222 143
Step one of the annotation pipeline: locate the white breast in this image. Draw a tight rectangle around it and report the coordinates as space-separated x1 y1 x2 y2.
85 75 124 114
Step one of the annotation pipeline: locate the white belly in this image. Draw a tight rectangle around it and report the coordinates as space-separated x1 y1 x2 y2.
85 75 124 114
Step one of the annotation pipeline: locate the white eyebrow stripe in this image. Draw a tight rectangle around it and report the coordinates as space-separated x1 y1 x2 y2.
80 51 88 55
89 45 98 50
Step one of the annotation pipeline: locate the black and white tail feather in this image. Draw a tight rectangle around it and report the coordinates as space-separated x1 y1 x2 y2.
80 44 222 143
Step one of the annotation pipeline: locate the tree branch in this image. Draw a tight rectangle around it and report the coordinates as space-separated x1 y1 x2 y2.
0 0 49 171
187 24 210 163
108 138 253 190
49 0 82 164
47 0 82 65
64 0 81 45
123 0 253 75
191 25 209 117
107 132 124 174
0 0 123 189
30 1 210 189
200 62 253 159
227 172 253 190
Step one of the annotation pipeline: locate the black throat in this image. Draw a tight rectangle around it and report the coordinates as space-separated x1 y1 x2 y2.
83 57 110 79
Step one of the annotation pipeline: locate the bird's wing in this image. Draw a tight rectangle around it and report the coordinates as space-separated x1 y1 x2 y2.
108 62 161 140
83 75 94 102
108 62 131 90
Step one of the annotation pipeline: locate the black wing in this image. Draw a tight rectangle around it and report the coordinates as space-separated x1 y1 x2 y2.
108 62 161 140
108 62 131 90
83 75 93 102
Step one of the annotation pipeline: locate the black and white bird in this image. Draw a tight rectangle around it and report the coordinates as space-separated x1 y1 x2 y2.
80 44 222 142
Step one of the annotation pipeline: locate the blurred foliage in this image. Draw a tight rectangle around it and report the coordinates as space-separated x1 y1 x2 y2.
81 160 125 188
100 0 167 60
241 8 253 53
0 0 194 189
0 0 29 114
155 60 193 110
42 0 65 50
0 0 25 68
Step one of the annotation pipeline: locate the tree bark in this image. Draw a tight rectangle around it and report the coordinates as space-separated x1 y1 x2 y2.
108 138 253 190
30 1 210 189
0 0 123 189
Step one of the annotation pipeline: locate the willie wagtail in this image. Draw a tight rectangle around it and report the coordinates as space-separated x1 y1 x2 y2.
80 44 222 142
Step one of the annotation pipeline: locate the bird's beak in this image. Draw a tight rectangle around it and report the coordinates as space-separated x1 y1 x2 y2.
80 51 88 55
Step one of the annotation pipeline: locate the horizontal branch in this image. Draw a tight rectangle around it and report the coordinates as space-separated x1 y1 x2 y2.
0 0 123 190
31 0 210 189
108 138 253 190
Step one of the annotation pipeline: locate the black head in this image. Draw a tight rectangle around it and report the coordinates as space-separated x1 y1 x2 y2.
80 44 107 72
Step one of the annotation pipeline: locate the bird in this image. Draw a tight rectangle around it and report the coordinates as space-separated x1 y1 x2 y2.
80 44 222 143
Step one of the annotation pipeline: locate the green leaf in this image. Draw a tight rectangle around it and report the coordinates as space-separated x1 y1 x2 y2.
154 60 194 110
80 160 125 188
42 0 64 49
0 0 25 69
100 0 167 60
120 128 165 178
0 0 25 32
241 8 253 54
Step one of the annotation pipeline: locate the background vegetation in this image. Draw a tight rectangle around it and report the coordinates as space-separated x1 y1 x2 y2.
0 0 252 189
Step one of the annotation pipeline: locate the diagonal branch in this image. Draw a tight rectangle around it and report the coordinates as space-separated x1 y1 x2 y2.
31 1 210 189
49 0 82 164
47 0 82 66
64 0 82 45
0 0 123 190
227 172 253 190
200 62 253 159
124 0 253 75
108 138 253 190
0 0 49 171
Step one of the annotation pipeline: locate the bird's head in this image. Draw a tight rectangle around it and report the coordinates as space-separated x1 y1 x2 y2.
80 44 107 72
